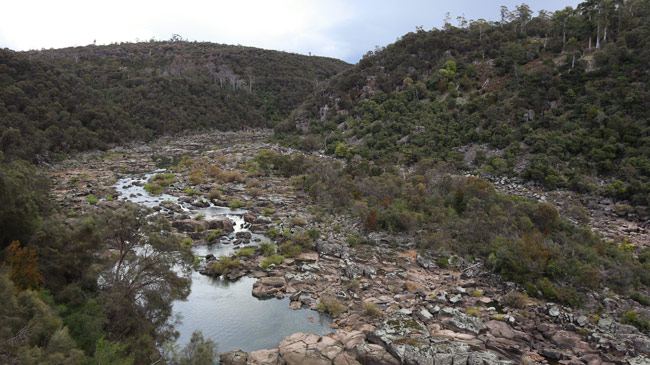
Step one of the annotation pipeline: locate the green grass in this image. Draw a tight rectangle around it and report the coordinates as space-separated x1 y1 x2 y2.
85 195 98 204
185 187 197 196
229 199 246 209
144 183 163 194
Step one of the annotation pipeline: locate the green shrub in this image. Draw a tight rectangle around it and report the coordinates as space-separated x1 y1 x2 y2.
205 229 223 243
318 296 346 317
262 208 276 216
346 280 360 292
229 199 246 209
363 301 381 317
502 291 528 309
259 242 276 256
472 289 484 297
144 183 163 194
621 311 650 333
181 238 194 247
105 194 113 201
437 256 449 269
260 254 284 270
279 241 302 257
86 195 99 204
236 247 255 257
185 188 197 196
208 256 241 276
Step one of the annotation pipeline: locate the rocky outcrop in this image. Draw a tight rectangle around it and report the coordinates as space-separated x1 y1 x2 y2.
220 349 248 365
252 276 286 298
206 216 234 232
172 219 208 232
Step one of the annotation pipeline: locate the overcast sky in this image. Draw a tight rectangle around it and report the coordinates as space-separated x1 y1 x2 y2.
1 0 581 64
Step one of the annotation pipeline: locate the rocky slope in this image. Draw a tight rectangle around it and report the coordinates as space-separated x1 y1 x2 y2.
48 131 650 364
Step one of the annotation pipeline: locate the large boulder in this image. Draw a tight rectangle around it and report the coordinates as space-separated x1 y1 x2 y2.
248 348 283 365
278 333 342 365
219 349 248 365
172 219 209 232
252 276 286 298
206 216 234 232
438 307 486 335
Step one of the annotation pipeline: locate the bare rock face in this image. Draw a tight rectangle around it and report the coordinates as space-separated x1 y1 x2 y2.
219 349 248 365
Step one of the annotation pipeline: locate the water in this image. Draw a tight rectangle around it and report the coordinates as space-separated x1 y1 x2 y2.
114 171 333 353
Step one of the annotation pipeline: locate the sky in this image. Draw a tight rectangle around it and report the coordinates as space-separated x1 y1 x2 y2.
0 0 582 64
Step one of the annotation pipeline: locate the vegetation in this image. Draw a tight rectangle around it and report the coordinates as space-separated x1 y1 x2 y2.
277 0 650 210
318 295 347 317
235 247 256 257
0 42 349 162
207 256 241 276
260 254 284 270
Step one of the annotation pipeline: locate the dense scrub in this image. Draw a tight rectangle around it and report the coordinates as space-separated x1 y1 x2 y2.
252 149 650 307
0 41 349 161
277 0 650 207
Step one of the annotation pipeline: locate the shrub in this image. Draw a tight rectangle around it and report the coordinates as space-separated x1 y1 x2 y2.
466 307 481 317
144 183 163 194
318 296 346 317
194 213 205 220
229 199 246 209
259 242 276 256
472 289 484 297
105 194 113 201
621 311 650 333
185 188 197 196
437 256 449 269
260 254 284 270
363 301 382 317
502 291 528 309
208 256 240 276
236 247 255 257
86 195 98 204
205 229 223 243
262 208 276 216
491 313 506 321
346 280 360 292
279 241 302 257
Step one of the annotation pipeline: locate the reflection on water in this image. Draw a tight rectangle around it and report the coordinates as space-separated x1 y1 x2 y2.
173 275 332 353
115 171 333 353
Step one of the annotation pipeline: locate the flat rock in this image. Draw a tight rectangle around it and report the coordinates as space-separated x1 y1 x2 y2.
248 348 281 365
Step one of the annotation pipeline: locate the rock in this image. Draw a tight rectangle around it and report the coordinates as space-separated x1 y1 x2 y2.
296 252 318 262
206 216 234 232
316 240 348 258
243 213 256 223
289 301 302 310
219 349 248 365
548 306 560 317
353 343 400 365
236 231 252 239
172 219 208 232
333 352 361 365
598 317 614 331
344 264 376 280
417 309 433 321
550 330 582 350
252 276 286 298
449 294 463 304
632 336 650 354
439 307 486 335
278 333 341 365
248 348 281 365
575 315 588 327
335 330 366 351
485 320 530 343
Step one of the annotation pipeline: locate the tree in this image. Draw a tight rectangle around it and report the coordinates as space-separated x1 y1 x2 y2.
6 240 42 291
96 203 192 342
334 142 348 158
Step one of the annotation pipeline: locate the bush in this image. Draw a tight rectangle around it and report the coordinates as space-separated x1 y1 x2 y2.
185 188 197 196
621 311 650 333
259 242 276 256
502 291 528 309
260 254 284 270
236 247 255 257
279 241 302 257
181 238 194 247
85 195 98 204
208 256 240 276
318 296 346 317
205 229 223 243
229 199 246 209
144 183 163 194
363 301 381 317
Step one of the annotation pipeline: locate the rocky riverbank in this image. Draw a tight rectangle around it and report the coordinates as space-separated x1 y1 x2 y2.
47 130 650 364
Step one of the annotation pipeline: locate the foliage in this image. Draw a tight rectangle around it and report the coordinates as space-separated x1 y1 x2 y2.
207 256 241 276
85 195 99 204
0 42 349 162
259 242 277 256
260 254 284 270
363 301 382 317
318 295 347 317
6 240 42 291
235 247 255 257
278 0 650 208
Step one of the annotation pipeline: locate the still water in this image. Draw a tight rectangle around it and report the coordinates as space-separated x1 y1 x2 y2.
115 171 332 353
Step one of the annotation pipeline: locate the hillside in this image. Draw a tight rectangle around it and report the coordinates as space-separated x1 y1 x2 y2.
277 0 650 208
0 41 350 161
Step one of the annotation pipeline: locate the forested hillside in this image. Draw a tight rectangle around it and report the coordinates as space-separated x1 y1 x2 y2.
277 0 650 207
0 41 349 161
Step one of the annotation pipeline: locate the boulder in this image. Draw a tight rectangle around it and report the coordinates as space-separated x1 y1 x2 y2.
248 348 282 365
438 307 486 335
206 216 234 232
278 333 341 365
243 213 257 223
316 240 348 258
252 277 286 298
172 219 208 232
219 349 248 365
353 343 400 365
236 231 252 239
